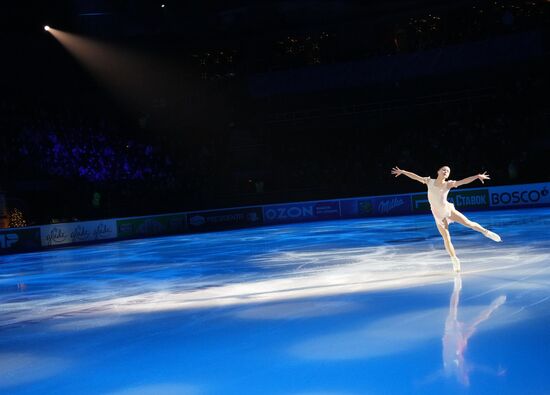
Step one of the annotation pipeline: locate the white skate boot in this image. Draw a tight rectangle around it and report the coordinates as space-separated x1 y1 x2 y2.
484 229 502 242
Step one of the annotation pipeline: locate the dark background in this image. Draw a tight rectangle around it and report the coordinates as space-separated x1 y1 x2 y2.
1 0 548 226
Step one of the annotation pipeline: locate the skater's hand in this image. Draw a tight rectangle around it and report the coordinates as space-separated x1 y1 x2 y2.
478 172 490 183
391 166 403 177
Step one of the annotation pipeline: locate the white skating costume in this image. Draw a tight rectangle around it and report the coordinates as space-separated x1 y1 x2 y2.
425 177 456 225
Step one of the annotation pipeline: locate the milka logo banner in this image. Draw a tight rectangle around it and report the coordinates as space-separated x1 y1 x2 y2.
372 196 411 215
340 195 411 218
263 201 340 224
41 220 117 246
490 183 550 207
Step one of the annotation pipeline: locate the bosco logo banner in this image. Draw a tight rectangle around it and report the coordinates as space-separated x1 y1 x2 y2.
263 201 340 224
490 182 550 208
41 220 118 247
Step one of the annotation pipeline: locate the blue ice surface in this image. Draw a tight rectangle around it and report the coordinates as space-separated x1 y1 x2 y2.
0 208 549 395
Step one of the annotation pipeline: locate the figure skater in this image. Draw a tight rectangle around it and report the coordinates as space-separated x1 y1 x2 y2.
391 165 501 272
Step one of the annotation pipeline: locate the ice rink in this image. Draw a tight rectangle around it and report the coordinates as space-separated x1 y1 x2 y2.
1 208 549 394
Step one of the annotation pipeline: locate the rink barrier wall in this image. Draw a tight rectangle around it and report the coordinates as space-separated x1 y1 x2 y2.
117 213 187 239
186 206 263 232
40 219 118 247
0 181 548 254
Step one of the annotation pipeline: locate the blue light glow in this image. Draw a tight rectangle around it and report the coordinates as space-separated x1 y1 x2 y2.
1 208 549 394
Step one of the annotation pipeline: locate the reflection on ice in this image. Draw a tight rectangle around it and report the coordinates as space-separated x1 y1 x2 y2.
0 208 548 394
289 309 443 360
287 392 359 395
289 301 519 361
0 353 70 389
235 301 358 320
49 315 132 332
443 274 506 386
104 383 201 395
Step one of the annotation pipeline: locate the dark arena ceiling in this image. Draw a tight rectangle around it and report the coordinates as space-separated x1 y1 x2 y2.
3 0 477 37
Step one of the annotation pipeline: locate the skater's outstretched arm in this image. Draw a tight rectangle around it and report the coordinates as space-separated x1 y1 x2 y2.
391 166 428 184
452 172 491 188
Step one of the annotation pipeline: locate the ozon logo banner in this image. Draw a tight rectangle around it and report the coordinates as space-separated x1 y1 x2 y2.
490 183 550 207
263 201 340 224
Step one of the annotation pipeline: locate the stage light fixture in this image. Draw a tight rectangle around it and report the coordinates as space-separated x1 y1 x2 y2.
44 25 50 31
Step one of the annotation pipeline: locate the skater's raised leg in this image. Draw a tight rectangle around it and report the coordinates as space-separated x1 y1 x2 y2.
450 209 501 242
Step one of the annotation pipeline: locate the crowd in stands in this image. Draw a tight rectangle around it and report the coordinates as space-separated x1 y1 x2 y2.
194 0 549 77
1 69 548 227
1 0 548 227
18 118 169 183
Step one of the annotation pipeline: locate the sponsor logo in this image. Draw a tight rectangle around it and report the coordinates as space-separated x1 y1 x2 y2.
315 203 339 216
188 208 263 230
42 221 117 246
264 202 339 223
46 228 69 245
491 187 549 206
247 212 260 222
342 195 411 218
265 206 314 221
136 220 165 235
0 228 41 252
452 194 488 206
377 197 405 214
94 223 114 239
119 223 133 235
358 200 373 215
205 213 244 224
412 189 489 212
70 225 90 242
0 233 19 249
190 215 206 227
117 214 187 237
449 190 489 209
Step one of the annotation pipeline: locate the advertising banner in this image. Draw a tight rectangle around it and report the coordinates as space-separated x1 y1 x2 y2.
412 188 490 212
370 195 412 216
340 195 412 218
187 207 263 232
0 227 41 253
41 219 118 247
489 182 550 208
117 214 187 238
263 201 340 224
340 198 372 218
